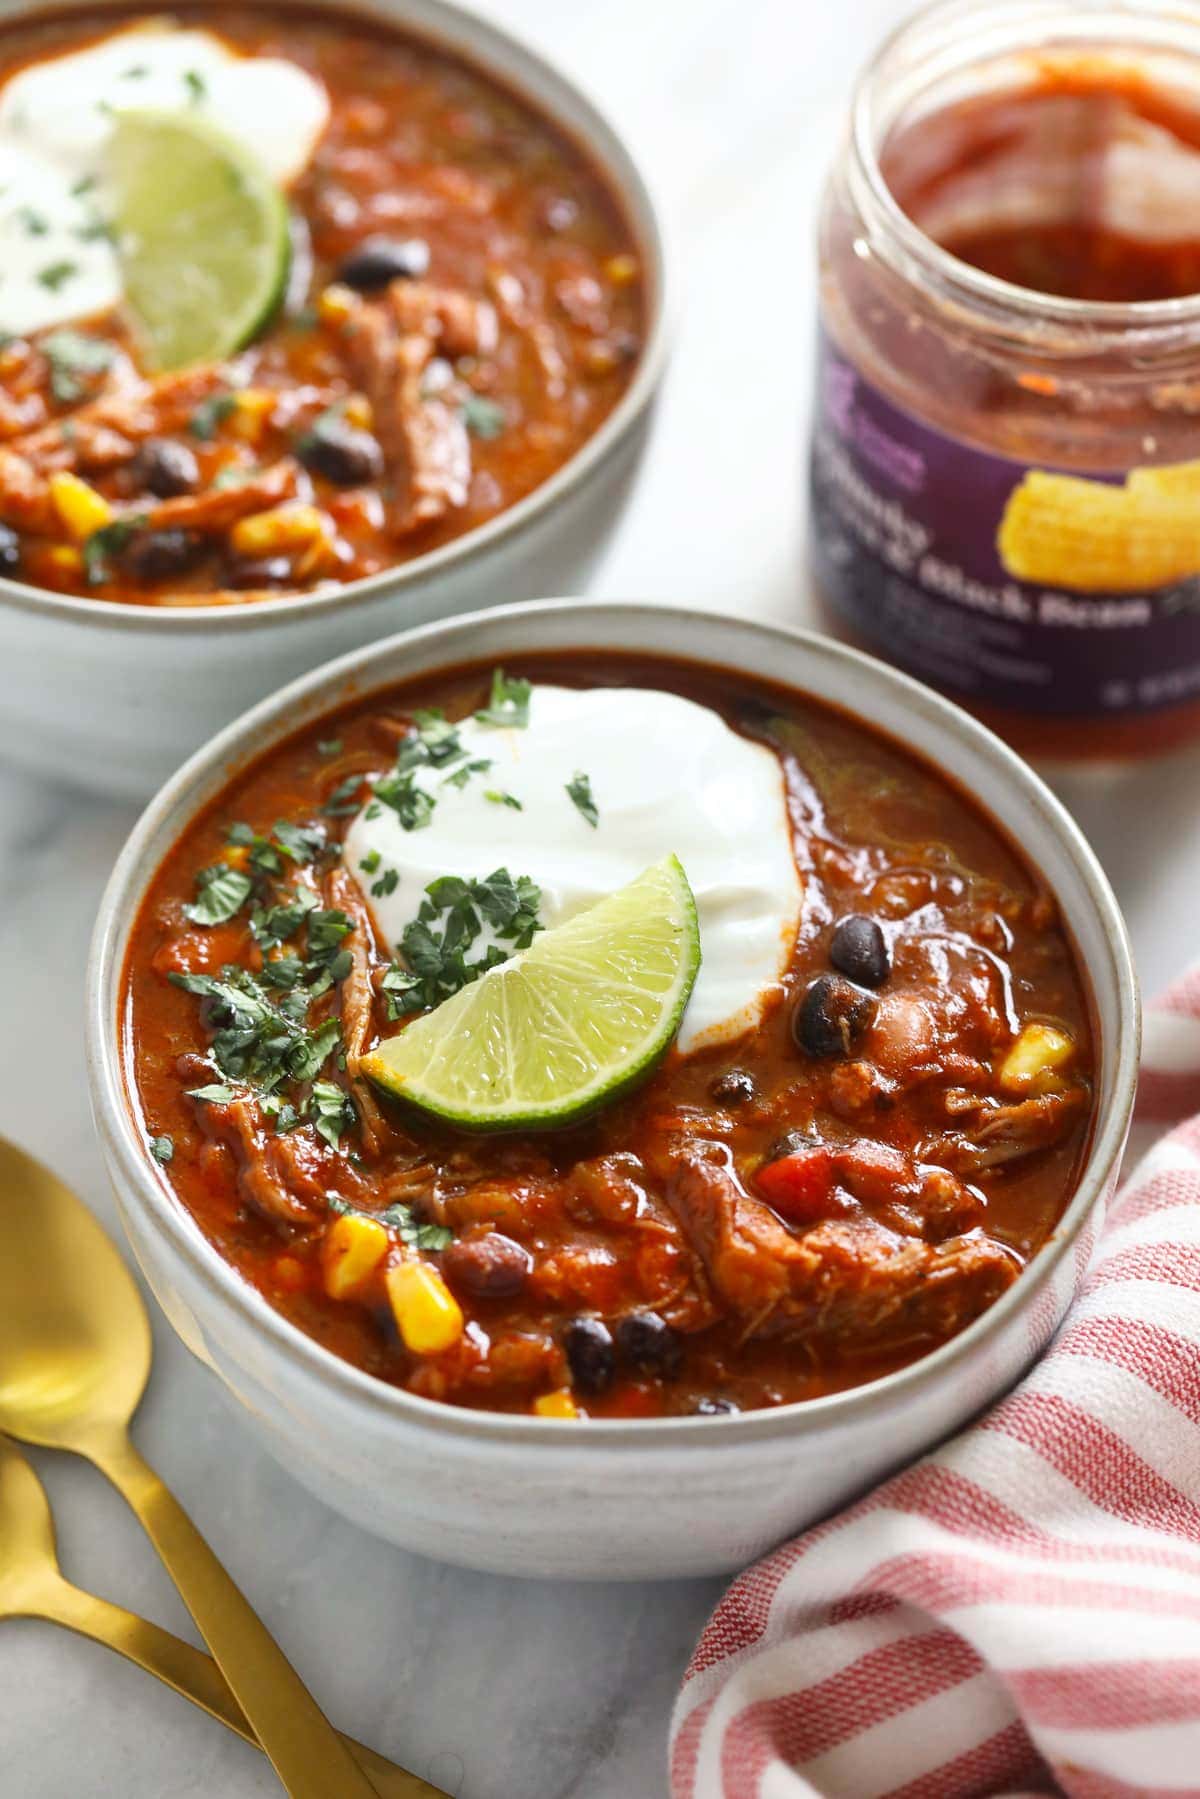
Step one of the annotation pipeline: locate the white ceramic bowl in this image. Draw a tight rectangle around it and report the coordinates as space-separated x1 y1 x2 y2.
0 0 670 801
86 601 1139 1580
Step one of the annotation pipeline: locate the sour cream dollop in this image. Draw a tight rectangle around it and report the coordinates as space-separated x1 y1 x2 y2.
344 685 804 1054
0 24 329 335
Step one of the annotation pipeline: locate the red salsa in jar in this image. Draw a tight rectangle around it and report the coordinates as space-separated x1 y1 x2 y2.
811 0 1200 760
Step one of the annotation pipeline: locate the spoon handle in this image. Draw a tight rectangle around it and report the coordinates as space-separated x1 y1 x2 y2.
34 1578 448 1798
89 1430 387 1799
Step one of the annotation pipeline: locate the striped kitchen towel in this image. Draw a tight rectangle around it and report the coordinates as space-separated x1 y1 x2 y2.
670 976 1200 1799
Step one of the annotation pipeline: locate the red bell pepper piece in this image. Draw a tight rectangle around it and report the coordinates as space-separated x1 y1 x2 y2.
756 1144 834 1224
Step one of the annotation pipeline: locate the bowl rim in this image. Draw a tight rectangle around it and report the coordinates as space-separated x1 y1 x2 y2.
0 0 672 636
86 598 1141 1449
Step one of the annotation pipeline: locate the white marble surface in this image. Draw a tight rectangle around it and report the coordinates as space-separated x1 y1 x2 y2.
3 2 1200 1795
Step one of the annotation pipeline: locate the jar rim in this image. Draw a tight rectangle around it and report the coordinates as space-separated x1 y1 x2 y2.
849 0 1200 343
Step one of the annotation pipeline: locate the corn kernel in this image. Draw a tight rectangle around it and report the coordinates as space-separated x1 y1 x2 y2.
45 544 84 576
317 283 360 327
49 470 113 540
999 1023 1075 1095
323 1213 389 1300
229 388 276 443
342 393 373 430
603 252 639 287
534 1390 580 1420
385 1259 464 1355
230 503 329 559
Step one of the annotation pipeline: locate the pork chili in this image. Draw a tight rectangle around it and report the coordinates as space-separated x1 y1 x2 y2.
122 654 1097 1420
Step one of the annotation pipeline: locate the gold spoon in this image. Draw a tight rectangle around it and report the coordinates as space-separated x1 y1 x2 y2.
0 1137 388 1799
0 1436 448 1797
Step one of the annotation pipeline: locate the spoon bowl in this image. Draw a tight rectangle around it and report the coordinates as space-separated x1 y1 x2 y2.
0 1141 150 1448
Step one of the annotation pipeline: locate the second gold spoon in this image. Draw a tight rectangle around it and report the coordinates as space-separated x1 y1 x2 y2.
0 1436 447 1797
0 1138 385 1799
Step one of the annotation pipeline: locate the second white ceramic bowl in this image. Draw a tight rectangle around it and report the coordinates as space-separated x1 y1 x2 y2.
87 601 1139 1579
0 0 669 800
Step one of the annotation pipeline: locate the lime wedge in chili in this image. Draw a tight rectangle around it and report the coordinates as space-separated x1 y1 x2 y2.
105 108 290 371
361 856 702 1131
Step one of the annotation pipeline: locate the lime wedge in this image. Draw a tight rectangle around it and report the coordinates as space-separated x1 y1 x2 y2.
105 109 289 371
361 856 702 1131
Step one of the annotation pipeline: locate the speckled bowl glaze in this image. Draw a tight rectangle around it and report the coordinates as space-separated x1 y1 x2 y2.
86 601 1140 1580
0 0 671 800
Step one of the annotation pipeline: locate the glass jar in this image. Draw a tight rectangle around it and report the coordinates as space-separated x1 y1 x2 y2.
810 0 1200 760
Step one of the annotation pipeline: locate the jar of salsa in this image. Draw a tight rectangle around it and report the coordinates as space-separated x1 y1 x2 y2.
810 0 1200 760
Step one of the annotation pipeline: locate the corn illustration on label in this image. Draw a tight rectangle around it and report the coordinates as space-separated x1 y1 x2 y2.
809 328 1200 718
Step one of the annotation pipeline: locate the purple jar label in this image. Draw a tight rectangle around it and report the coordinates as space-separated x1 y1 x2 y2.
810 327 1200 717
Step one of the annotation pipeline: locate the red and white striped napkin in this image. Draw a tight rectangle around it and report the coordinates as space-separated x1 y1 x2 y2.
671 975 1200 1799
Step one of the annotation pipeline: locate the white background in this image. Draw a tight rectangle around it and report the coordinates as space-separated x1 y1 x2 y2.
3 1 1200 1795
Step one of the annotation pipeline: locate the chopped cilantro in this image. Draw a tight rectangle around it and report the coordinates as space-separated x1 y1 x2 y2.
475 668 531 729
442 757 492 790
189 393 237 440
373 769 434 832
70 174 98 198
171 967 342 1092
149 1134 174 1165
484 789 522 811
322 773 364 817
250 885 319 949
82 514 146 587
184 68 207 104
41 329 114 405
273 819 327 863
309 1080 356 1150
566 770 599 828
371 867 400 898
184 862 253 926
187 1082 237 1105
37 261 79 292
358 848 381 875
74 216 115 244
384 867 541 1016
18 206 47 236
317 738 343 757
461 393 506 440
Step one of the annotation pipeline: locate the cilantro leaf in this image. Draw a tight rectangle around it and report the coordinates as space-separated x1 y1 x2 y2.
184 862 253 926
189 393 236 440
474 668 531 729
460 393 506 440
442 758 492 791
187 1082 238 1104
385 866 542 1015
37 260 79 292
566 770 599 828
322 774 364 817
309 1079 356 1150
273 819 327 862
82 513 146 586
41 329 114 404
373 769 434 831
484 789 522 811
149 1134 174 1164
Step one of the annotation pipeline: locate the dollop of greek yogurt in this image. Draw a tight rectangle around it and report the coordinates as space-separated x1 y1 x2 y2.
344 684 804 1054
0 23 328 334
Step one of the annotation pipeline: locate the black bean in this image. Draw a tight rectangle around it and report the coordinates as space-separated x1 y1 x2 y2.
694 1397 740 1416
0 523 20 575
830 914 890 988
442 1232 531 1300
563 1316 616 1395
298 416 384 486
122 529 204 584
615 1311 682 1378
793 974 877 1058
709 1068 757 1107
336 236 430 291
226 556 295 589
132 438 200 499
